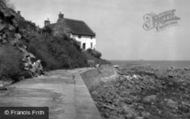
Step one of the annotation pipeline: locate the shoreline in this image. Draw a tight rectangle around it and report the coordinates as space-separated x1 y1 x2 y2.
86 64 190 119
111 60 190 69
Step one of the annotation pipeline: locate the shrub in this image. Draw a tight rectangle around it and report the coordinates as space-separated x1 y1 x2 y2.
82 51 110 66
47 36 88 68
42 26 53 35
27 33 88 70
0 44 24 81
87 48 102 59
27 36 63 71
72 39 81 51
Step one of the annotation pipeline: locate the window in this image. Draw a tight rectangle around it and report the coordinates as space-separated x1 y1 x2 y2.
91 42 93 48
82 43 86 49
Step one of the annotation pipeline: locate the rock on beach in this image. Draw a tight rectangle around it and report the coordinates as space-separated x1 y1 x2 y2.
89 65 190 119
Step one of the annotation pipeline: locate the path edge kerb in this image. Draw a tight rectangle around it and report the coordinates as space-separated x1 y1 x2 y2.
74 66 118 119
74 69 102 119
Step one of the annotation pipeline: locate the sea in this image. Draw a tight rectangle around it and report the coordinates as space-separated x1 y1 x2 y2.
111 60 190 69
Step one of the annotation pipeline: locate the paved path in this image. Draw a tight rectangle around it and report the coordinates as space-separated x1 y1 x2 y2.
0 68 101 119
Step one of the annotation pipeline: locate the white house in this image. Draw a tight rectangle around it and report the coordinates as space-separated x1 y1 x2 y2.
70 34 96 50
44 12 96 50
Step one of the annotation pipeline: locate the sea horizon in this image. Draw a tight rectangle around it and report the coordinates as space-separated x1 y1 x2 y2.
110 60 190 68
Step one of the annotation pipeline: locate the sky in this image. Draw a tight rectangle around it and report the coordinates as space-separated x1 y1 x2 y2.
10 0 190 60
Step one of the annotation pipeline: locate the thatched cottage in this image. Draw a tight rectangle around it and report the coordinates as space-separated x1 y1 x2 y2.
44 12 96 50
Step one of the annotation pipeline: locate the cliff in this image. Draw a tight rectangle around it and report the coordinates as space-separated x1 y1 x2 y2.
0 1 109 84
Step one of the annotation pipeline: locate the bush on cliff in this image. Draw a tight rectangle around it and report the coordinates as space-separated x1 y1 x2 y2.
0 45 28 81
27 36 62 71
48 36 88 68
42 26 53 35
82 51 111 65
86 48 102 59
27 33 88 70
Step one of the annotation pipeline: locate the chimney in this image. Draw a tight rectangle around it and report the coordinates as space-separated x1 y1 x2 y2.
44 18 50 27
58 12 64 19
17 11 21 15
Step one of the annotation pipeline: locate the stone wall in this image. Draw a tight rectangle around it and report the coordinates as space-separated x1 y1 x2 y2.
98 64 117 79
80 65 118 91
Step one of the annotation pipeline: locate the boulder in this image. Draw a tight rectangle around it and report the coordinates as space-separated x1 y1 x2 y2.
143 95 157 104
123 104 136 116
141 111 150 118
166 99 177 108
135 117 144 119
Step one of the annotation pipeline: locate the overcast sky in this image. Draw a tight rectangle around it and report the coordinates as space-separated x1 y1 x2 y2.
10 0 190 60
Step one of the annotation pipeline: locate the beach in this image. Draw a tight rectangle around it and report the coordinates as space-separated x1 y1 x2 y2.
88 64 190 119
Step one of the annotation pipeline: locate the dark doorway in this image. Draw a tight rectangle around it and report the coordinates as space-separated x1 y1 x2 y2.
82 43 86 49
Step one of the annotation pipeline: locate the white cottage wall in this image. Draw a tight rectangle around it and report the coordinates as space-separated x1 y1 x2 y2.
71 34 96 50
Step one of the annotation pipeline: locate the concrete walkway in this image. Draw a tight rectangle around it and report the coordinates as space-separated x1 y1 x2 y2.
0 68 102 119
